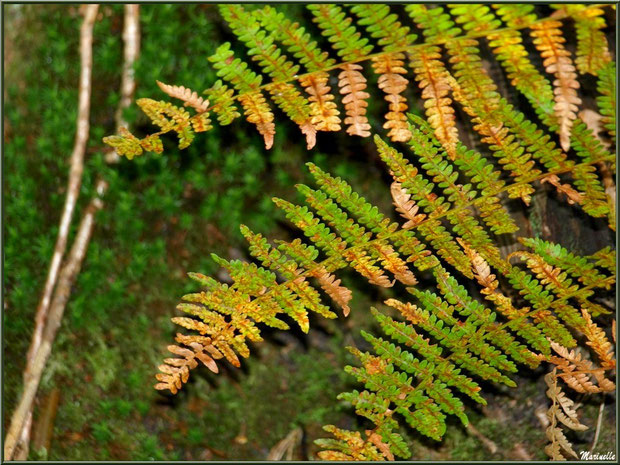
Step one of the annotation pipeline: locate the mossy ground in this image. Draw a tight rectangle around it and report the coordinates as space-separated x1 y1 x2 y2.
4 4 615 461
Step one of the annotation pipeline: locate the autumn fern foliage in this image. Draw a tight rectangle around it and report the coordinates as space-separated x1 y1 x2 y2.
103 3 615 231
102 3 617 460
152 116 615 459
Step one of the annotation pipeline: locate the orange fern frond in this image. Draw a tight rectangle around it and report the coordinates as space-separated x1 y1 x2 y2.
530 20 582 151
390 182 426 229
155 336 220 394
311 267 352 317
541 174 583 205
238 92 276 150
299 72 341 132
372 53 411 142
338 63 371 137
156 80 210 113
409 45 458 159
580 308 615 370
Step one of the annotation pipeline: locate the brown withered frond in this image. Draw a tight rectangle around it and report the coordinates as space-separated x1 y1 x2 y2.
390 182 426 230
155 334 220 394
311 267 352 317
544 368 587 460
547 341 615 394
338 64 371 137
300 72 342 132
372 53 411 142
156 81 210 113
530 20 582 151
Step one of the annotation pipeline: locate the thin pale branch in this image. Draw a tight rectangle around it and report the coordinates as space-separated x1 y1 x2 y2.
9 6 98 460
4 180 106 460
24 4 98 379
8 5 141 460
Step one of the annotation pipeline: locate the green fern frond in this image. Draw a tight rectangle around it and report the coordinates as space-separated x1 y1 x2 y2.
316 425 388 461
597 62 616 143
553 4 612 76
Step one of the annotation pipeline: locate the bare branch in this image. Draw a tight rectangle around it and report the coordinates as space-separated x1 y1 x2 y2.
24 5 99 376
4 180 106 460
8 5 141 460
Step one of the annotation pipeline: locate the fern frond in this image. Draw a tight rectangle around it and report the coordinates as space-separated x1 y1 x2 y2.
209 43 275 149
580 308 616 370
597 62 616 143
316 425 387 461
548 342 615 394
390 182 425 230
237 92 276 150
253 7 341 133
295 182 416 286
488 7 614 221
153 108 614 402
510 251 593 327
104 4 614 212
350 4 416 52
311 267 352 317
337 63 371 137
155 335 220 394
203 80 240 126
351 4 415 142
374 136 472 277
219 5 317 148
432 266 540 368
102 127 144 159
371 53 411 142
505 266 577 348
488 34 555 121
448 77 538 205
530 20 582 151
309 4 372 137
520 238 615 291
554 4 612 76
371 307 485 404
137 98 196 149
408 45 458 157
156 81 209 113
544 368 586 460
590 246 616 276
459 239 549 357
274 196 394 288
387 297 517 381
